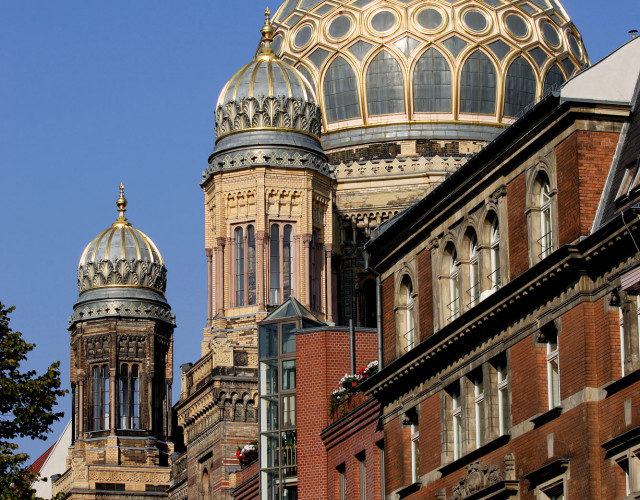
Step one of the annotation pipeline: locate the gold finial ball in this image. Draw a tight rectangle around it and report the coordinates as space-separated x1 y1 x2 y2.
261 6 275 45
116 182 128 221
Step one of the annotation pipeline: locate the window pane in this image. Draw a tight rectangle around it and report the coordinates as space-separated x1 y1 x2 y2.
324 57 360 122
282 394 296 427
131 364 139 429
366 51 405 115
261 433 279 468
235 227 244 306
283 225 293 300
281 430 297 470
282 360 296 391
248 226 256 305
120 365 129 429
281 322 297 354
270 225 280 304
261 397 279 432
260 360 278 395
413 48 452 112
544 64 565 96
259 324 278 359
460 51 496 114
102 366 110 430
504 56 536 117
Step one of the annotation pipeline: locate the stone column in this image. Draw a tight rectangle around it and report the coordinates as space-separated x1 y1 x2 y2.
325 243 333 323
109 367 117 433
206 248 213 325
257 231 266 309
77 371 86 436
216 237 226 316
302 234 312 308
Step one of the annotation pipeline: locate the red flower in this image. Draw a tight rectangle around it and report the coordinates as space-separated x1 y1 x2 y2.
236 450 243 459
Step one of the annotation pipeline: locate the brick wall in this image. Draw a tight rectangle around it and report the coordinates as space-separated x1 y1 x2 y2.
297 328 378 500
418 248 434 341
510 335 546 425
556 130 619 245
507 172 528 278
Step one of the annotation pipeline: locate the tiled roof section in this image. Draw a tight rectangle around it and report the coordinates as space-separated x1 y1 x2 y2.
28 443 55 473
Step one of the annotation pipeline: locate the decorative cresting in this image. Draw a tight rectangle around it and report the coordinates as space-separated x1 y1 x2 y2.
214 9 322 141
77 184 167 295
271 0 589 133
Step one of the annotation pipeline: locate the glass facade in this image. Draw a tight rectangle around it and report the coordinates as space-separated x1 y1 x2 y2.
504 56 536 117
366 51 405 116
413 48 452 113
324 57 360 122
460 50 497 115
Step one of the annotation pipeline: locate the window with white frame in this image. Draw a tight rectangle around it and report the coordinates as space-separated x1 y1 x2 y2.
468 234 481 307
473 372 486 448
618 290 640 376
399 276 416 352
489 218 502 290
450 384 462 460
233 224 256 306
411 422 420 482
91 364 109 431
546 331 560 409
496 359 509 435
448 248 460 322
539 179 553 259
269 223 294 305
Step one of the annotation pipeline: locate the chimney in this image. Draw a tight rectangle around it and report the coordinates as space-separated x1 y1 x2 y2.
630 30 639 40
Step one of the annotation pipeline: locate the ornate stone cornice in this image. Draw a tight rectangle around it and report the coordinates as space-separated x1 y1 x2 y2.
204 147 330 178
215 96 322 139
333 155 466 180
70 299 175 327
78 259 167 294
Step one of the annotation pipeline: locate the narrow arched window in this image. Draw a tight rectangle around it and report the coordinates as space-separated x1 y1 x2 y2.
119 364 129 429
490 219 501 290
468 235 480 307
311 230 320 310
119 363 140 430
449 249 460 321
543 65 565 96
504 56 536 117
92 365 109 431
366 51 405 116
235 226 245 306
283 225 293 300
540 179 553 258
398 276 416 352
247 225 256 305
270 225 280 304
413 48 452 112
324 56 360 122
460 51 497 115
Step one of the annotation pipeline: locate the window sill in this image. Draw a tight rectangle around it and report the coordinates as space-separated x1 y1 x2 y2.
604 368 640 397
397 481 421 499
439 434 510 477
531 406 562 428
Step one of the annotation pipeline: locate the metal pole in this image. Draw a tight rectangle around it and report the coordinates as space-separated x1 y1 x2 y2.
349 319 356 374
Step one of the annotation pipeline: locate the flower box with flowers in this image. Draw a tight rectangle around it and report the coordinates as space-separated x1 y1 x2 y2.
236 441 258 467
329 361 379 420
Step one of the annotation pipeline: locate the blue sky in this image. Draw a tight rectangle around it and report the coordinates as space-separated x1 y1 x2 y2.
1 0 638 463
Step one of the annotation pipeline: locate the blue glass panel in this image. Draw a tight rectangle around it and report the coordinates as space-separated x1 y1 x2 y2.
442 36 468 59
460 51 497 114
504 56 536 117
488 40 511 61
366 51 405 115
259 324 278 358
324 57 361 122
413 48 452 113
543 64 565 95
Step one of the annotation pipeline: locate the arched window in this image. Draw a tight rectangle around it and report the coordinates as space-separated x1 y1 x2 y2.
233 224 256 306
489 218 501 291
119 363 140 430
540 179 553 258
202 469 210 499
269 223 295 304
91 365 109 431
543 64 565 96
310 230 323 311
448 248 460 321
366 51 405 116
504 56 536 117
324 56 360 122
460 51 497 115
235 226 244 306
398 275 416 352
413 48 452 112
468 234 480 307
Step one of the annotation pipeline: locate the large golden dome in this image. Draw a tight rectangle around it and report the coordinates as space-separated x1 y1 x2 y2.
270 0 588 148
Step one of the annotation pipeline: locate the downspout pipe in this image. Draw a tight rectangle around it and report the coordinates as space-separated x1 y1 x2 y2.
364 250 384 369
349 319 356 375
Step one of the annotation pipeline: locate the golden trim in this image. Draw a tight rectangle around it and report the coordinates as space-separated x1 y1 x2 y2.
78 283 166 295
218 64 247 107
411 5 448 35
248 60 262 99
275 60 294 99
538 19 562 50
131 227 142 261
132 226 164 266
120 226 125 260
104 226 116 261
291 22 315 52
458 5 494 38
501 10 532 42
323 11 357 43
232 62 253 102
364 6 402 37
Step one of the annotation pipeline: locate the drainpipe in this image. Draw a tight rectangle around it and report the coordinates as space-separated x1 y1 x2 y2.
364 250 384 369
349 319 356 375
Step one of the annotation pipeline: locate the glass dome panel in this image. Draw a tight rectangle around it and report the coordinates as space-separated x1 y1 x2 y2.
366 51 405 116
543 64 565 95
416 8 444 31
329 15 352 39
504 56 536 117
460 51 497 115
413 48 452 113
296 64 316 94
568 34 582 59
324 56 361 122
294 24 313 48
371 10 396 33
464 10 488 32
505 13 528 38
541 22 561 47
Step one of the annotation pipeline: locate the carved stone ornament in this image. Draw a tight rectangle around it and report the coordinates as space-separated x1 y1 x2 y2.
234 351 249 367
85 335 110 361
70 300 175 326
215 96 322 139
204 147 330 178
78 258 167 294
118 335 146 359
451 454 515 500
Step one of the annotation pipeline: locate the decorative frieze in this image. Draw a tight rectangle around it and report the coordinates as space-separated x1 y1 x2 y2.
118 335 146 360
78 259 167 294
450 454 516 500
85 335 109 361
333 155 465 180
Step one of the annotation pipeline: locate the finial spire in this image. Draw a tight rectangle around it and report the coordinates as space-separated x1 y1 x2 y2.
115 182 129 226
257 7 276 61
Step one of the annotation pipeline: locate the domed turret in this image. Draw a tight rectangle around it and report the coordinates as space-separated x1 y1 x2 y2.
71 184 174 326
269 0 589 150
214 9 322 141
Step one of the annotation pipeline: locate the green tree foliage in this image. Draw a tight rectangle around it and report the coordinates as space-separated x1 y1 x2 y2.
0 302 66 498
